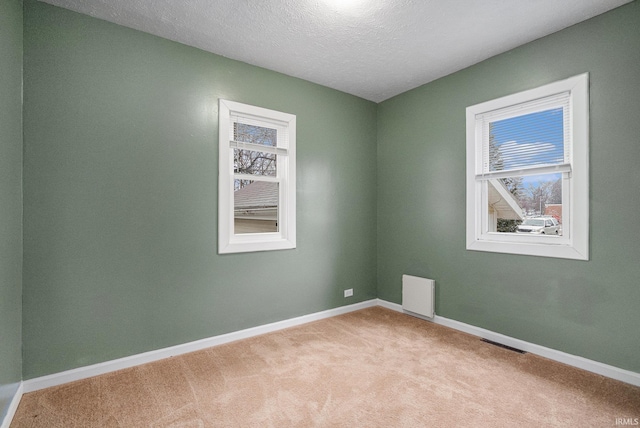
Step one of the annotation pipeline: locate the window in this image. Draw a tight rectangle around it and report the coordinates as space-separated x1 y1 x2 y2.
466 74 589 260
218 99 296 253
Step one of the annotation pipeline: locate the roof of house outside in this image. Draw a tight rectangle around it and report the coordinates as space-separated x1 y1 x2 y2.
488 179 524 221
234 181 278 210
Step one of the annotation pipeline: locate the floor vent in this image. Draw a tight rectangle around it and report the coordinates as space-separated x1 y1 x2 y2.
481 338 526 354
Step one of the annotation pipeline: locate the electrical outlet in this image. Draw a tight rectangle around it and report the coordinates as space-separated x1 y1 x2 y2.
344 288 353 298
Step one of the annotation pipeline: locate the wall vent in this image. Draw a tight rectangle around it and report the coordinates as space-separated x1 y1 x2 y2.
481 338 526 354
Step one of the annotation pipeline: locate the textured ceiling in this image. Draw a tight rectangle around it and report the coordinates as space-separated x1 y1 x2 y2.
39 0 632 102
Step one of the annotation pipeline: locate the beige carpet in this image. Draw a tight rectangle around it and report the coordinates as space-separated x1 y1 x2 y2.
11 307 640 427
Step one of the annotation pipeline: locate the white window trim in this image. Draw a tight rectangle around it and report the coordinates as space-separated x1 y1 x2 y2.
466 74 589 260
218 99 296 254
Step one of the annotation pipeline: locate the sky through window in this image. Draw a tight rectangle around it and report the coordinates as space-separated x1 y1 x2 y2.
490 108 564 188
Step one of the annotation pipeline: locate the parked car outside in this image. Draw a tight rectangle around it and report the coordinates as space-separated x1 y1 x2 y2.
516 216 561 235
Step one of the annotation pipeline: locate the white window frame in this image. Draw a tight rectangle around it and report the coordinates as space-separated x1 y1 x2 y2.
218 99 296 254
466 73 589 260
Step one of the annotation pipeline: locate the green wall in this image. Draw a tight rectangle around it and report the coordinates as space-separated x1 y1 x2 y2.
22 0 377 379
17 0 640 382
377 1 640 373
0 0 23 418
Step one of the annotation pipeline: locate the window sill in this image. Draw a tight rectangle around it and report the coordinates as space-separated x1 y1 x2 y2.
466 239 588 260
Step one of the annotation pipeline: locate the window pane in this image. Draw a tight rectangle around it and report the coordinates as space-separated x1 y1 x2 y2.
234 180 279 234
234 122 277 147
488 173 563 235
234 149 277 176
487 108 565 172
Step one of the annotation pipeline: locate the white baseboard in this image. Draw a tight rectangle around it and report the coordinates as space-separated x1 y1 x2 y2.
377 298 640 387
0 382 23 428
23 299 378 393
21 298 640 396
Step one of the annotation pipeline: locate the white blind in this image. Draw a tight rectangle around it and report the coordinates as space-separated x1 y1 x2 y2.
477 92 570 180
229 140 288 156
230 113 288 149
